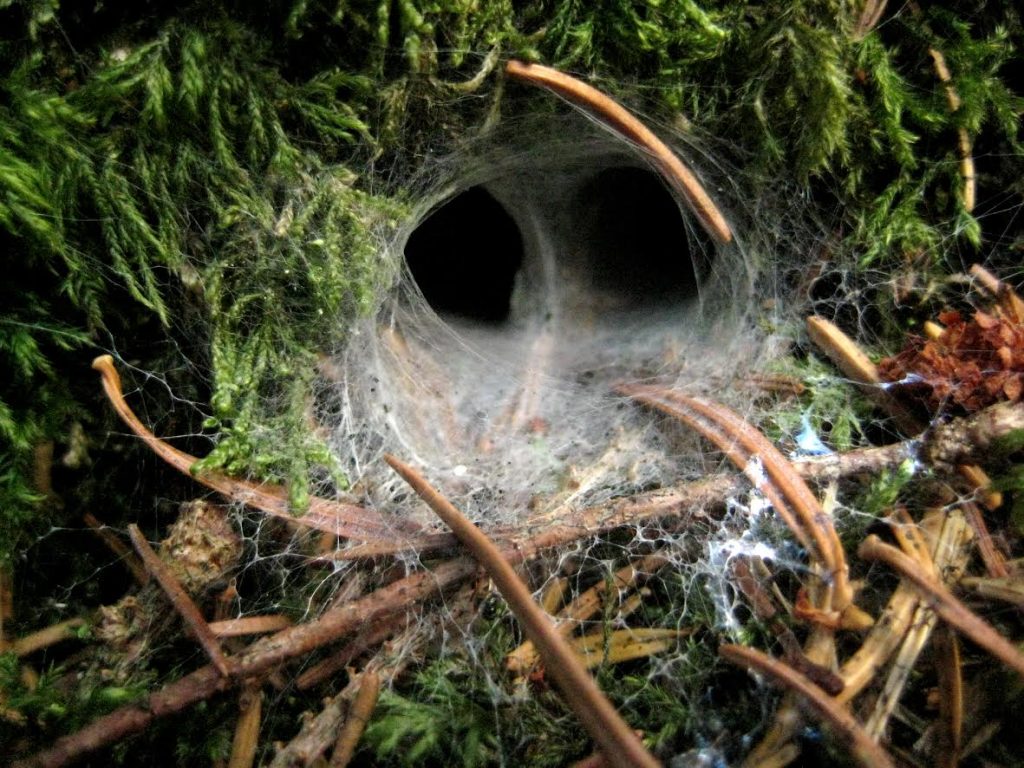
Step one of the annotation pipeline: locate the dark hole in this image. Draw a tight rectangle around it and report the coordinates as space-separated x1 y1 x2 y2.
573 166 704 305
405 186 523 323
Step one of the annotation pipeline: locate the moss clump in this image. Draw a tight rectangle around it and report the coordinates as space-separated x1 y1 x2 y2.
2 0 1021 555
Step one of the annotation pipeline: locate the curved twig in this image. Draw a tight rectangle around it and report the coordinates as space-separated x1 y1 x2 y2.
92 355 410 542
620 385 856 616
720 643 895 768
505 60 732 244
384 453 661 768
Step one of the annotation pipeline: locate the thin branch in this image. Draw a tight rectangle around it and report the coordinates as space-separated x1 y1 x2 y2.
9 619 87 658
505 60 732 244
384 454 660 768
296 614 410 691
92 355 406 542
128 524 232 677
720 644 895 768
960 500 1010 579
621 386 859 618
329 670 381 768
16 558 477 768
859 534 1024 678
227 685 262 768
82 513 149 586
208 615 294 638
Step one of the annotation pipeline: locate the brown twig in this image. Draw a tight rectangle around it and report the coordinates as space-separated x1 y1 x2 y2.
859 534 1024 678
82 513 149 586
208 615 294 638
9 618 87 658
618 385 813 554
959 575 1024 609
805 315 924 435
384 453 660 768
296 614 410 691
620 386 861 621
720 644 895 768
961 500 1009 579
92 355 406 542
329 670 381 768
127 524 232 677
933 626 963 768
505 60 732 244
227 685 262 768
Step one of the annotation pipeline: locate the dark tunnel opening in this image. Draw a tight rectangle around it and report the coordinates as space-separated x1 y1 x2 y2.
571 166 705 307
404 186 524 324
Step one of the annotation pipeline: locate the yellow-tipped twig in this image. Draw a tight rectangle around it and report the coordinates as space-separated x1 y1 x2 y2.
505 60 732 245
92 355 403 542
384 454 660 768
805 315 923 435
128 524 232 677
720 644 895 768
859 534 1024 678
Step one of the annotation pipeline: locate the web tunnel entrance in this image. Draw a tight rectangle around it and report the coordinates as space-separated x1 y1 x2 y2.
403 161 708 328
404 186 524 324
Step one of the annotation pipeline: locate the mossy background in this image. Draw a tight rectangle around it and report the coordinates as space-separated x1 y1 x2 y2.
1 0 1022 763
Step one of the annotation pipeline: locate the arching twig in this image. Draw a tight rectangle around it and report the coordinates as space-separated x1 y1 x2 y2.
505 60 732 245
620 385 860 620
92 355 412 542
